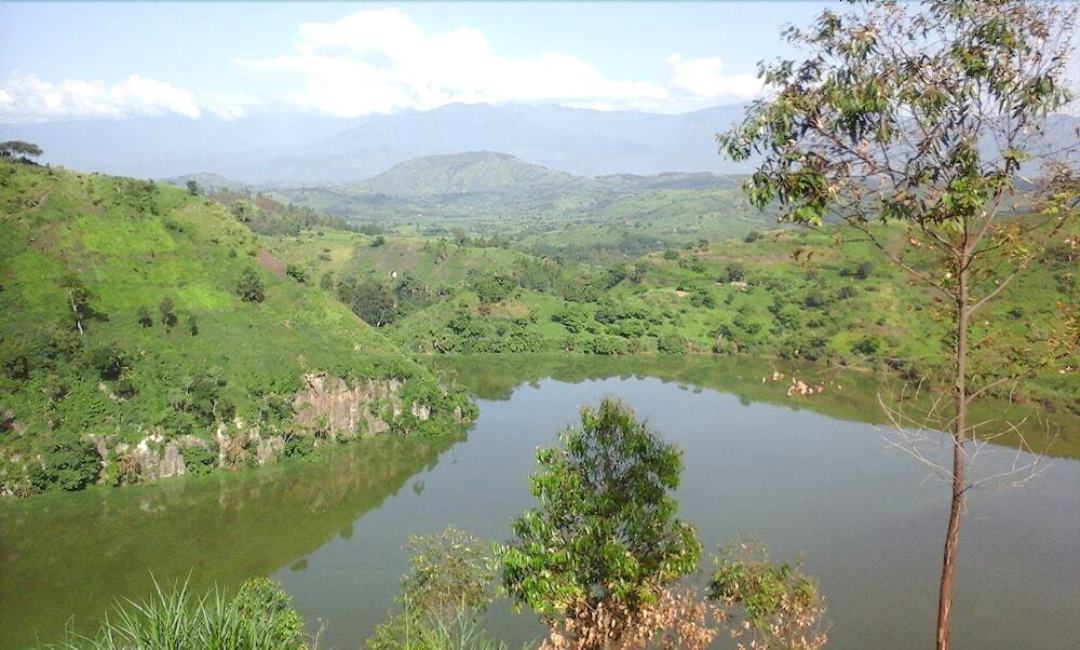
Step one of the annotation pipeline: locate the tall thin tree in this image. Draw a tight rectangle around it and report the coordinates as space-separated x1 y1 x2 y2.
718 2 1077 648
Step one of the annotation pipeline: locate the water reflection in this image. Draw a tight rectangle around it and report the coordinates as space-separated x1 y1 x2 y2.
0 435 455 648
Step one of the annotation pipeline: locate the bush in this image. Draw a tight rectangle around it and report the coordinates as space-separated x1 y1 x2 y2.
159 298 178 328
56 576 308 649
744 230 761 243
368 527 502 650
852 336 880 356
90 344 126 380
31 439 101 492
285 264 307 283
709 542 828 650
588 335 629 355
657 333 688 354
236 267 265 303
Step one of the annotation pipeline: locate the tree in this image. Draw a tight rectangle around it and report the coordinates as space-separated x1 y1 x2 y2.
337 277 396 326
0 140 43 160
159 297 178 329
185 179 199 196
61 274 95 335
187 313 199 336
136 306 154 328
502 399 701 647
719 2 1077 647
236 267 265 303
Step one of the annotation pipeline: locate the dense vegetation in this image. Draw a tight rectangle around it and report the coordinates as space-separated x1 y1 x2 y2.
264 218 1078 418
0 158 474 496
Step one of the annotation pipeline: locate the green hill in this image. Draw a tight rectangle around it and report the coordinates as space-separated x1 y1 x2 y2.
272 153 776 261
359 151 581 197
0 159 474 497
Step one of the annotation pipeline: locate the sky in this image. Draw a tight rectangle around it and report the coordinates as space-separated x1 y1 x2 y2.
0 1 837 123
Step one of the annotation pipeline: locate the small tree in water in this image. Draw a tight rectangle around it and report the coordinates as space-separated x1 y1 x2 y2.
502 398 701 649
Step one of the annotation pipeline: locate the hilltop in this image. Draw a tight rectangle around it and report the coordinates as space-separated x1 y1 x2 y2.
359 151 581 197
0 159 474 496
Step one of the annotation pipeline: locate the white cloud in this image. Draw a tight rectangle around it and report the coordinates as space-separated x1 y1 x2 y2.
236 7 677 117
1 8 765 122
665 54 761 101
0 72 248 122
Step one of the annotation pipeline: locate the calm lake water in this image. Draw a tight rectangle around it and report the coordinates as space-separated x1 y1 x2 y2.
1 356 1077 648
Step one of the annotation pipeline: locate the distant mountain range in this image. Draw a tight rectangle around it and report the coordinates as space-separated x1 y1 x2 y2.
0 103 753 184
4 103 1074 187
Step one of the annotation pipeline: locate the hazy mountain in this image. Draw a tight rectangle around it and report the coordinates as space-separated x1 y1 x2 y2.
0 103 754 184
4 103 1073 186
163 172 251 193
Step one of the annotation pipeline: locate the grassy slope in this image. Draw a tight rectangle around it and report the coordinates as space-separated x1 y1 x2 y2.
0 160 471 494
385 224 1077 406
263 230 531 291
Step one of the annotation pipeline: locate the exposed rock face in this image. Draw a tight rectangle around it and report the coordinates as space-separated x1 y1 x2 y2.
293 373 421 439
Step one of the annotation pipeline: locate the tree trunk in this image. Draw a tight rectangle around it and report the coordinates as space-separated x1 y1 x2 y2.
69 293 84 335
937 261 969 650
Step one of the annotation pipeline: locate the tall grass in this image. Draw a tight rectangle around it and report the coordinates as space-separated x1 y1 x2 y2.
45 576 311 650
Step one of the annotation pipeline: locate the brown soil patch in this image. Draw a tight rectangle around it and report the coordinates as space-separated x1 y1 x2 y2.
256 248 288 280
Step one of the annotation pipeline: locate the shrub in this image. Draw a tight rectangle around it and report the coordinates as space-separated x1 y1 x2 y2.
744 230 762 243
852 336 880 356
657 333 688 354
552 305 591 334
159 298 178 328
236 267 265 303
368 527 502 650
56 576 308 649
90 344 125 380
31 439 101 492
709 541 828 650
285 264 307 283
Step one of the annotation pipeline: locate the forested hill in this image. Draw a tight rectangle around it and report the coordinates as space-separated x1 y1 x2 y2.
0 159 473 497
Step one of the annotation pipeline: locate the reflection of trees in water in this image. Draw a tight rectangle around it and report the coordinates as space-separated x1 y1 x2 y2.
0 434 459 648
430 354 1075 457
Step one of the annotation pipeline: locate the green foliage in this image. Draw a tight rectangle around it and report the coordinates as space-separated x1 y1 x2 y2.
48 576 308 649
30 439 101 493
285 264 308 284
469 273 515 305
236 268 265 303
338 278 397 327
159 298 177 329
368 527 504 650
657 334 688 354
502 399 701 625
0 140 43 160
137 307 153 328
708 542 827 649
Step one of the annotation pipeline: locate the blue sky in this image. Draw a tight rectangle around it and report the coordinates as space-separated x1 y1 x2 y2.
0 2 834 122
